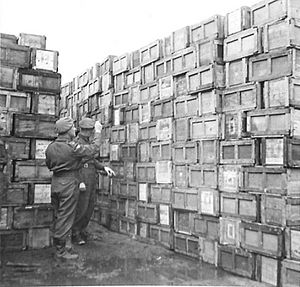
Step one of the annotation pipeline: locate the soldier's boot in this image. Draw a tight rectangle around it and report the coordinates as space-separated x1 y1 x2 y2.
65 234 76 253
54 238 78 260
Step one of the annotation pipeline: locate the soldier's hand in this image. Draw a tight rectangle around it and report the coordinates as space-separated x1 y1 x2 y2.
95 121 102 133
104 166 115 177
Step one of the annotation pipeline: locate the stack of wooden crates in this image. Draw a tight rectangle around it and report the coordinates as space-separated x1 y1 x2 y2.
60 0 300 286
0 33 61 254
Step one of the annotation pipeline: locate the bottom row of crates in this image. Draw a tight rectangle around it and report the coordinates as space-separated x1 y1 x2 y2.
92 207 300 287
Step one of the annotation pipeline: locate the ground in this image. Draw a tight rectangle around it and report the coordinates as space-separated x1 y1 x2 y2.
0 222 270 286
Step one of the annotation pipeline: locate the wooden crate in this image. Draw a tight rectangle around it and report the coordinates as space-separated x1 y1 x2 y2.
4 137 30 160
138 141 150 162
101 72 113 92
31 92 58 116
139 39 161 66
112 53 130 75
99 55 116 75
150 140 172 161
190 115 221 140
199 237 218 266
152 97 173 120
139 102 151 124
125 68 141 88
221 83 259 112
171 26 190 53
189 164 218 189
221 192 259 221
111 125 126 143
187 64 225 93
13 205 53 229
99 139 110 158
172 47 197 75
249 48 300 82
0 44 30 68
150 184 172 204
13 113 57 139
108 213 120 232
196 39 223 66
119 216 137 236
0 33 17 46
30 139 51 159
173 164 189 188
124 161 136 181
114 73 126 93
261 194 300 226
174 74 187 98
251 0 300 27
219 165 242 193
162 36 172 58
174 233 199 258
255 255 281 286
18 69 61 94
141 62 155 84
173 141 197 164
111 178 120 197
126 198 137 219
285 227 300 261
174 95 198 118
222 111 247 139
198 89 221 116
30 48 59 72
113 90 129 107
120 143 137 162
224 27 261 62
99 105 113 125
129 85 140 105
13 160 51 182
113 106 125 126
264 18 300 53
225 58 248 87
0 230 27 251
156 161 172 184
225 6 251 36
156 117 173 141
198 188 219 216
0 207 14 230
99 90 113 107
190 15 224 43
88 77 102 96
193 214 219 240
247 108 300 137
220 139 258 165
125 104 139 123
136 162 156 183
27 227 50 249
218 245 255 279
241 221 284 257
281 259 300 287
174 210 196 235
139 122 157 141
126 123 139 143
0 66 17 90
18 33 46 49
158 204 173 227
2 183 28 206
109 144 121 161
150 225 173 249
174 117 190 142
172 188 199 211
139 82 159 103
98 172 111 193
137 202 158 224
138 182 150 202
219 216 241 247
264 77 300 109
155 56 172 79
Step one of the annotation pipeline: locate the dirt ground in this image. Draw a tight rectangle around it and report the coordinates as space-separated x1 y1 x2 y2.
0 222 270 286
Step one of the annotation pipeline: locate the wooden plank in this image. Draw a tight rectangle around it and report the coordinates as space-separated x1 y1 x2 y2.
190 15 224 43
281 259 300 287
225 58 248 87
189 164 218 189
187 64 225 93
30 48 59 72
0 44 30 68
256 255 280 286
13 113 57 139
18 68 61 94
225 6 251 36
249 48 300 82
18 33 46 49
241 221 284 258
261 194 300 226
224 27 261 61
130 50 140 69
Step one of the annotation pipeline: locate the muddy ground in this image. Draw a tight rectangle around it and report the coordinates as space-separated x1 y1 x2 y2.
0 222 270 286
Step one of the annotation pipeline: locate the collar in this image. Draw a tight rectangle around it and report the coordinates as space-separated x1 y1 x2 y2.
78 133 90 143
56 134 72 142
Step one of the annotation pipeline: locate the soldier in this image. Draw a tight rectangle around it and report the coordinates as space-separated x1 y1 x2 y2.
72 118 115 245
45 117 102 260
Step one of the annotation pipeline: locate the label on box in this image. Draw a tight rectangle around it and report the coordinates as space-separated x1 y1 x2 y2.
34 184 51 203
265 138 283 165
36 50 56 71
35 140 51 159
139 183 147 201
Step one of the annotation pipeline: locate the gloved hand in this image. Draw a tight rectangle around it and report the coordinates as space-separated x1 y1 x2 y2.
94 121 102 134
104 166 115 177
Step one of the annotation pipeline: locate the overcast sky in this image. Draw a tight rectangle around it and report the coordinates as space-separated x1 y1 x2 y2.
1 0 260 84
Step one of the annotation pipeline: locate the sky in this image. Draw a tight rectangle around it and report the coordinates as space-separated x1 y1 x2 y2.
0 0 260 84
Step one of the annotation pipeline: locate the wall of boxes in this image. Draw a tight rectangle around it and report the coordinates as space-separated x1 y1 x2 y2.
0 33 61 256
61 0 300 286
